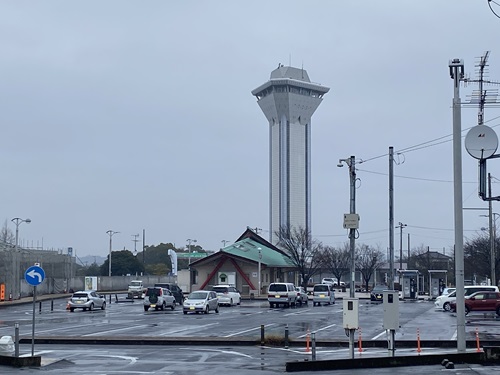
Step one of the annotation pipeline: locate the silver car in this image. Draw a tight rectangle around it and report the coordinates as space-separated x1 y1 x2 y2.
68 291 106 312
183 290 219 314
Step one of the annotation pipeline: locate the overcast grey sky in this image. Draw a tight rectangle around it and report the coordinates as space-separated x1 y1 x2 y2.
2 1 500 259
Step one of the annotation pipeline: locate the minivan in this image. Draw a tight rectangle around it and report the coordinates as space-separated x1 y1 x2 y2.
313 284 335 306
267 282 297 308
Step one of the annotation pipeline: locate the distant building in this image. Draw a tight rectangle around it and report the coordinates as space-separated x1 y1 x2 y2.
252 65 329 244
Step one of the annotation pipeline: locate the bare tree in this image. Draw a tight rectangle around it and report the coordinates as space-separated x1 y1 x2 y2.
0 220 15 248
275 225 323 288
321 243 350 286
355 244 385 292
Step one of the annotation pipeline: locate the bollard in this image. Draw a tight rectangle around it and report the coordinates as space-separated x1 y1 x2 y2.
14 322 19 357
39 301 42 314
417 328 421 353
476 327 481 352
284 324 289 349
260 325 265 346
311 332 316 360
358 327 363 353
305 329 310 353
51 299 54 312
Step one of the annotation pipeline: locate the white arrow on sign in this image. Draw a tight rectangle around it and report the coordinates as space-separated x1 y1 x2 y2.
27 269 42 283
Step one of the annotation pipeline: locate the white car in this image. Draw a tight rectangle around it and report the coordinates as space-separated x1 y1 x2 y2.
68 290 106 312
183 290 219 314
212 285 241 306
321 278 345 287
434 286 500 311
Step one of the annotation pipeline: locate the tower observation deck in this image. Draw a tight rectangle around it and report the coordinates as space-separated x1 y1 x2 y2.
251 65 329 244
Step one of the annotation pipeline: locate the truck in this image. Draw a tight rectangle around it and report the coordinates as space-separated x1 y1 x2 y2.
127 280 144 299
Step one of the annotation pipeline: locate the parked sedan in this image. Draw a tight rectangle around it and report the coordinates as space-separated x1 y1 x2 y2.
183 290 219 314
68 291 106 312
295 287 308 306
212 285 241 306
450 291 500 316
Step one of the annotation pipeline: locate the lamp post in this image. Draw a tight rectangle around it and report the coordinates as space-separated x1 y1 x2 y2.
221 239 230 248
106 230 119 277
11 218 31 299
258 248 262 297
187 239 197 266
396 222 407 271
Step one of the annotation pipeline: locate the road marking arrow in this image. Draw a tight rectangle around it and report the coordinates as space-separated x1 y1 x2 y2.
27 269 42 282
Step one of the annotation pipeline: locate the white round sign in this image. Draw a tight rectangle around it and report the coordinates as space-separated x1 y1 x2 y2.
465 125 498 159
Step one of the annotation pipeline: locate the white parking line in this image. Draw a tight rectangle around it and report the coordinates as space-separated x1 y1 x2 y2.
83 324 150 336
158 323 220 336
297 323 336 338
284 309 311 316
224 323 275 337
371 330 387 340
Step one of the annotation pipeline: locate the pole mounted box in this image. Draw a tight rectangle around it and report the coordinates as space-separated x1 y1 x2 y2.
342 298 359 329
343 214 360 229
383 290 400 330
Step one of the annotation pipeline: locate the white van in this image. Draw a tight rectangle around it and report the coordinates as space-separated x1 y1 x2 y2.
313 284 336 306
434 285 499 311
267 283 297 308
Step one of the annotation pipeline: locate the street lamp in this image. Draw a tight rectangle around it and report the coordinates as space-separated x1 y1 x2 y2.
396 222 407 271
187 239 197 266
106 230 120 277
11 218 31 299
258 248 262 297
221 239 230 248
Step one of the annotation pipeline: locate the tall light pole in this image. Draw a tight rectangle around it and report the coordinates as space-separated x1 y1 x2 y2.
11 218 31 299
131 234 140 256
221 239 230 248
187 238 197 266
396 222 407 271
106 230 119 277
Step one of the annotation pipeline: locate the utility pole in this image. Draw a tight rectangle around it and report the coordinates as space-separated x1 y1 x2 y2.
131 234 140 255
449 57 466 352
396 222 407 271
389 147 395 290
488 173 496 286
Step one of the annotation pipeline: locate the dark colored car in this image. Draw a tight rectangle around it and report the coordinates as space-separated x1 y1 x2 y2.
370 285 387 302
154 283 184 304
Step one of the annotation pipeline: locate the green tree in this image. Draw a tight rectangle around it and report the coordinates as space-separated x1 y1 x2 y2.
100 250 145 276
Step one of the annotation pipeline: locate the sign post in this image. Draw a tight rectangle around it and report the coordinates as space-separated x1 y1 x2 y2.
24 265 45 357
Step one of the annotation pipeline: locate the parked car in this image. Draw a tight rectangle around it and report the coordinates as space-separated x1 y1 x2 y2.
370 285 387 302
441 287 456 296
312 284 335 306
295 286 308 306
154 283 184 304
127 280 144 299
143 287 176 312
211 285 241 306
321 278 345 287
450 291 500 316
434 285 499 311
267 282 297 308
68 291 106 312
183 290 219 314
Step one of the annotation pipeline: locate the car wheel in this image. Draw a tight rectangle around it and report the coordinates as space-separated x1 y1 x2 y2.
237 299 241 306
101 302 106 310
89 303 94 311
204 306 209 314
215 305 219 313
298 300 302 307
183 311 187 315
496 306 500 317
161 302 165 311
171 303 175 311
230 299 233 306
70 308 74 312
144 306 149 312
443 302 451 312
269 303 274 308
83 307 87 311
465 306 470 316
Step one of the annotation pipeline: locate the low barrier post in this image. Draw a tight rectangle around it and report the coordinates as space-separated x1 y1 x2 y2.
476 327 481 352
417 328 421 353
358 327 363 353
260 324 265 346
39 301 42 314
311 331 316 360
305 329 310 353
284 324 289 349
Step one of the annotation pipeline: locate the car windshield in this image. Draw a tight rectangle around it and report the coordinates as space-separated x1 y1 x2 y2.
269 284 287 292
188 291 208 299
130 281 142 286
448 291 456 298
212 287 229 293
372 286 386 292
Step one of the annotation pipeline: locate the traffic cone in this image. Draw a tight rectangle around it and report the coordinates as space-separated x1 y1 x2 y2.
305 329 310 353
417 328 421 353
476 328 481 352
358 327 363 353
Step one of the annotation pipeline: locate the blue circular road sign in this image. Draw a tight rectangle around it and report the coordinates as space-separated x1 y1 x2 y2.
25 265 45 286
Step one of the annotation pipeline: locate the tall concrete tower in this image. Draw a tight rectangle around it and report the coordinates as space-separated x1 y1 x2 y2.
252 65 329 244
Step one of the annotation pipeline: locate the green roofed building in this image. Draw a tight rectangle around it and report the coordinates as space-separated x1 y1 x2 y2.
189 227 297 296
